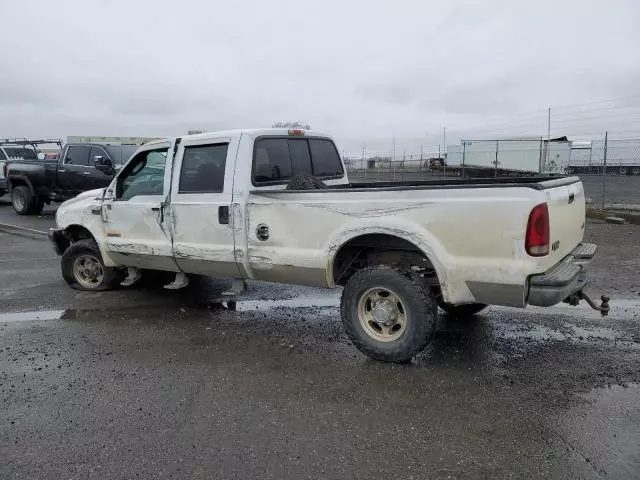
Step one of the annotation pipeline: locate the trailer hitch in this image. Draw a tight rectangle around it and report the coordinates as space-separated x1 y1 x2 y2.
565 292 610 316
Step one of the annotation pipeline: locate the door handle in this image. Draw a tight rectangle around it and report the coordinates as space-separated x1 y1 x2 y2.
152 205 165 222
58 169 66 173
83 171 91 175
218 206 229 224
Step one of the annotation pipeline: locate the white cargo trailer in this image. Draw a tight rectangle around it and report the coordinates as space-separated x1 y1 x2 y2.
444 138 570 176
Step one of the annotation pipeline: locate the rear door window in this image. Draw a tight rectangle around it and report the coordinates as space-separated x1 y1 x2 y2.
64 145 91 166
178 143 229 193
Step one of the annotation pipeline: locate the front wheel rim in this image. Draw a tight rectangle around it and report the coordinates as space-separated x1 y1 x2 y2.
357 287 407 342
73 254 104 288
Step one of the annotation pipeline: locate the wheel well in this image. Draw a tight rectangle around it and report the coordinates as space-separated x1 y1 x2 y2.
9 178 30 191
64 225 96 243
332 233 441 294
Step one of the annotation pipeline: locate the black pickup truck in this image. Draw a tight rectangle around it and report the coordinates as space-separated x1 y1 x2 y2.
4 143 137 215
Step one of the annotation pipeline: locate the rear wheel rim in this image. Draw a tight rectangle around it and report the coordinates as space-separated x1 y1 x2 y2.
73 254 104 288
13 192 25 210
357 287 407 342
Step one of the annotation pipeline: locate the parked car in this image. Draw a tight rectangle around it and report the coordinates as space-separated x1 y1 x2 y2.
4 143 138 214
48 128 605 363
0 143 39 198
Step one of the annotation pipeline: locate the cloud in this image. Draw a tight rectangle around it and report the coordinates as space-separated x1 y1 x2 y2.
1 0 639 153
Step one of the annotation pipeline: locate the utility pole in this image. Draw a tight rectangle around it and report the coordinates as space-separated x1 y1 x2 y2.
462 141 466 178
602 131 608 210
392 137 396 181
545 107 551 170
443 127 447 154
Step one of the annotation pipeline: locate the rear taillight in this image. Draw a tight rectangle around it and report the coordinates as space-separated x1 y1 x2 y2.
526 203 550 256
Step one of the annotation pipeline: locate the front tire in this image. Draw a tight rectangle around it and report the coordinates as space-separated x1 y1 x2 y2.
11 185 33 215
341 266 437 363
61 239 124 291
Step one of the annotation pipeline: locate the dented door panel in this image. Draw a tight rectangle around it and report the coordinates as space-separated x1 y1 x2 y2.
102 195 179 271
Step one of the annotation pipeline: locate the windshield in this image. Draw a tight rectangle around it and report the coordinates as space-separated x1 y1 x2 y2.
3 146 38 160
106 145 138 165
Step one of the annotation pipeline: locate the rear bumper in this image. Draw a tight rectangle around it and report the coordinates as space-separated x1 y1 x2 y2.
48 228 69 256
527 243 596 307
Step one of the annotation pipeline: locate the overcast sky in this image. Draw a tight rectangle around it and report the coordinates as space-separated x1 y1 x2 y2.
2 0 640 153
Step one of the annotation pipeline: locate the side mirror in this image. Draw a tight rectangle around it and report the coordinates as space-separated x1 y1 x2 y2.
94 155 113 172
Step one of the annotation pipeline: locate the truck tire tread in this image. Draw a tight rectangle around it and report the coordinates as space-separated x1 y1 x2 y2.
341 265 437 363
286 173 327 190
28 196 45 215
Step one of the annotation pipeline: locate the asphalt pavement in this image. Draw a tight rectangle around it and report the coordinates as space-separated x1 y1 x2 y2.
1 198 640 478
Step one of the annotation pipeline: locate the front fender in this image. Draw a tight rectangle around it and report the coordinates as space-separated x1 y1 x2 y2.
56 191 118 267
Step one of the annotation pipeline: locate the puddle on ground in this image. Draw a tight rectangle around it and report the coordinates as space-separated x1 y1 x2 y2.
550 383 640 478
0 296 342 324
235 295 340 311
495 321 639 349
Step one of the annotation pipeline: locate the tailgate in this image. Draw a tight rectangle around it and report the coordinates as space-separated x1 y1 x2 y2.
541 177 585 265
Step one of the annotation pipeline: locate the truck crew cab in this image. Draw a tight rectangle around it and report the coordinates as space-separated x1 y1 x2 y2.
49 128 608 363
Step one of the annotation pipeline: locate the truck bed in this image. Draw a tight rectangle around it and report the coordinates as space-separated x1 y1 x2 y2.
256 175 580 193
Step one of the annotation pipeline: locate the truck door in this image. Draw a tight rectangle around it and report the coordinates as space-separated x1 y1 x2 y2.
100 141 178 272
57 145 92 196
88 146 116 189
169 136 240 277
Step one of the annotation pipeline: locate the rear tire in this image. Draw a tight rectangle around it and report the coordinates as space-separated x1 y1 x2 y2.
341 266 437 363
28 196 45 215
440 303 488 318
11 185 32 215
61 239 124 291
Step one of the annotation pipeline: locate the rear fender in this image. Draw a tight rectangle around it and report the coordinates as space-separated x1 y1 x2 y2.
324 223 450 296
7 174 35 196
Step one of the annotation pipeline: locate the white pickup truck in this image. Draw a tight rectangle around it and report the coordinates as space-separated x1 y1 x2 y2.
49 128 607 362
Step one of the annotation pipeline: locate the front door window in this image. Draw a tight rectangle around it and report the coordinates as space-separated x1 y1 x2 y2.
116 149 168 201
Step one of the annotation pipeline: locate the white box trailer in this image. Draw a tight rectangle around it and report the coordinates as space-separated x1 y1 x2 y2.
445 139 570 175
567 140 640 175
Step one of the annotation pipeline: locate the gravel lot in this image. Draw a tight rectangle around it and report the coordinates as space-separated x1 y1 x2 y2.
1 193 639 479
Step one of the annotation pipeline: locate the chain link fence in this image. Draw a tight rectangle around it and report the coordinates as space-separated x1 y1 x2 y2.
344 135 640 208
